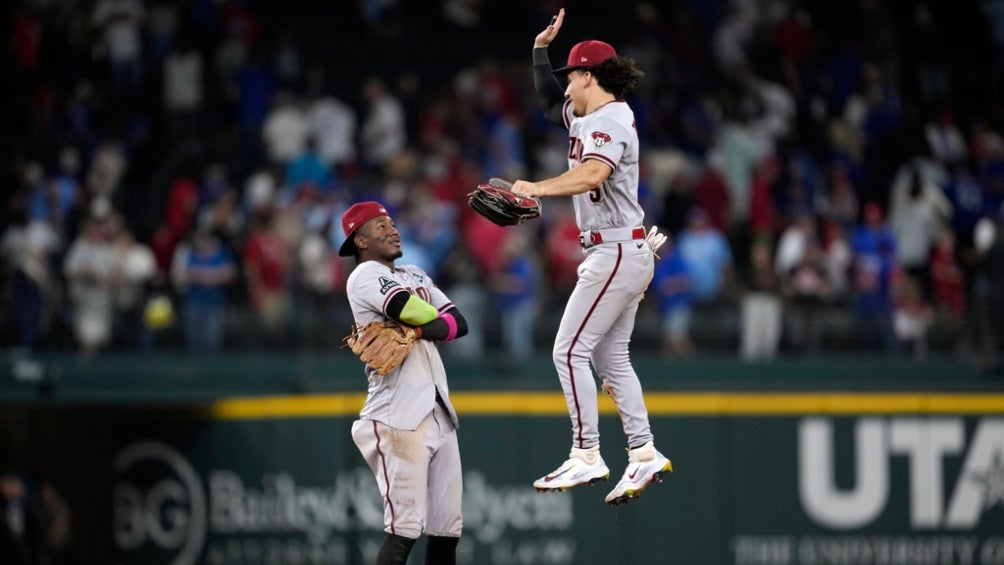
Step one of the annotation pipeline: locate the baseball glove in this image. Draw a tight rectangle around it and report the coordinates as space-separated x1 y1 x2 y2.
343 321 417 376
467 178 541 227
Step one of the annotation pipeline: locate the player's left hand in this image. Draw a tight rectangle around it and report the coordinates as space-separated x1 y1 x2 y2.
646 226 668 259
534 8 565 48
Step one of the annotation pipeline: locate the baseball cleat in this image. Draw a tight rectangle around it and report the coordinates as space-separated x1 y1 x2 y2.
533 446 610 492
604 441 673 506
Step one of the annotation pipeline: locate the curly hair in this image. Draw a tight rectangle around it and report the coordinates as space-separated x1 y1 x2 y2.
590 57 644 98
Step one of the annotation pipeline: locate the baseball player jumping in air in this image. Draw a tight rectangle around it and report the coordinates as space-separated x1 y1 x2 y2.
340 201 470 564
512 9 674 505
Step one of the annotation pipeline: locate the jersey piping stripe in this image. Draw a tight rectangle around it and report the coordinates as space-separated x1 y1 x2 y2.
205 393 1004 420
562 99 572 129
373 421 397 534
581 153 617 170
565 243 623 448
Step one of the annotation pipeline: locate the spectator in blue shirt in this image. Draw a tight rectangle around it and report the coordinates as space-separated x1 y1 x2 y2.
651 238 694 357
490 230 540 360
175 229 237 353
851 202 899 353
676 207 733 305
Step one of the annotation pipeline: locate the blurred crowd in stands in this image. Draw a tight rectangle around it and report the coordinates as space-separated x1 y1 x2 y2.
2 0 1004 372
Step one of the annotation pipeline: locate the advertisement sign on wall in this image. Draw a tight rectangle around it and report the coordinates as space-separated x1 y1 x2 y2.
99 393 1004 565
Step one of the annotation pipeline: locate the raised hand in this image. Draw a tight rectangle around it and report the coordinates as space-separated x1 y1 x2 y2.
534 8 565 49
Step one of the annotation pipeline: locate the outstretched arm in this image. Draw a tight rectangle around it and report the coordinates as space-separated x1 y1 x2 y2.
532 9 567 127
512 159 613 198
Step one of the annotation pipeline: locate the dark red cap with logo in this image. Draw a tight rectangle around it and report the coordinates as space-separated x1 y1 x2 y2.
338 201 390 256
553 40 617 76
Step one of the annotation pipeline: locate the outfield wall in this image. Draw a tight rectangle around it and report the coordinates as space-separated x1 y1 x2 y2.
1 354 1003 564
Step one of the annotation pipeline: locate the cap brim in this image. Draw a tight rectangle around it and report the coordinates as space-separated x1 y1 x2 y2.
337 233 357 257
551 65 581 76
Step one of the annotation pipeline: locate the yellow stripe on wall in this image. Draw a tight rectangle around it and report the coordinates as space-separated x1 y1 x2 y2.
210 393 368 419
208 392 1004 420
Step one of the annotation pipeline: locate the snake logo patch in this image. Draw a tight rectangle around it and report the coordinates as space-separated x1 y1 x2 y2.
591 131 612 148
378 276 400 295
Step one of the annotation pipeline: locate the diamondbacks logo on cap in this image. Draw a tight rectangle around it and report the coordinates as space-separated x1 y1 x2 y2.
591 131 612 148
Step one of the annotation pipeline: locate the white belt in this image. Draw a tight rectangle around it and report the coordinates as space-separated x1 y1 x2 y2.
579 227 646 248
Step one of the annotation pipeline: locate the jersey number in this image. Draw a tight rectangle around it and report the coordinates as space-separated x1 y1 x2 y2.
414 287 432 303
569 137 603 202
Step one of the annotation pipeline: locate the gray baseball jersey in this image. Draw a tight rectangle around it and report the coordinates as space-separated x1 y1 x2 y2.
563 99 645 232
346 260 463 539
347 261 459 430
557 98 655 450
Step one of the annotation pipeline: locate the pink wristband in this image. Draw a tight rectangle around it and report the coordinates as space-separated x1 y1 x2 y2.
441 312 458 342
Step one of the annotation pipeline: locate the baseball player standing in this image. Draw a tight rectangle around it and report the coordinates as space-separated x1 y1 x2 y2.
339 201 470 563
512 9 673 506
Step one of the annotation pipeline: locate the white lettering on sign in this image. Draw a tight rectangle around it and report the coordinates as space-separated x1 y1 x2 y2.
462 471 573 544
732 535 987 565
113 441 207 565
114 441 578 564
799 418 1004 530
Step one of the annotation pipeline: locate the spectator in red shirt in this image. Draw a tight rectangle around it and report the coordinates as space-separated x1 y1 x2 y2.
165 172 199 239
243 210 290 345
748 156 780 241
692 153 731 234
772 6 813 67
930 227 966 321
543 200 582 295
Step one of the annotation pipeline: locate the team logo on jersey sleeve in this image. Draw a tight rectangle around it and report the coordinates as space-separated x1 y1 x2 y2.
591 131 612 148
378 276 400 295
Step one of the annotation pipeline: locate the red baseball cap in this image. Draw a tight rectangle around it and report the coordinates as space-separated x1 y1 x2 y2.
338 201 391 256
553 40 617 76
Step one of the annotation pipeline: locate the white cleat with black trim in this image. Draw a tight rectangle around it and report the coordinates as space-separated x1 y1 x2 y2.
533 445 611 492
605 441 673 506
